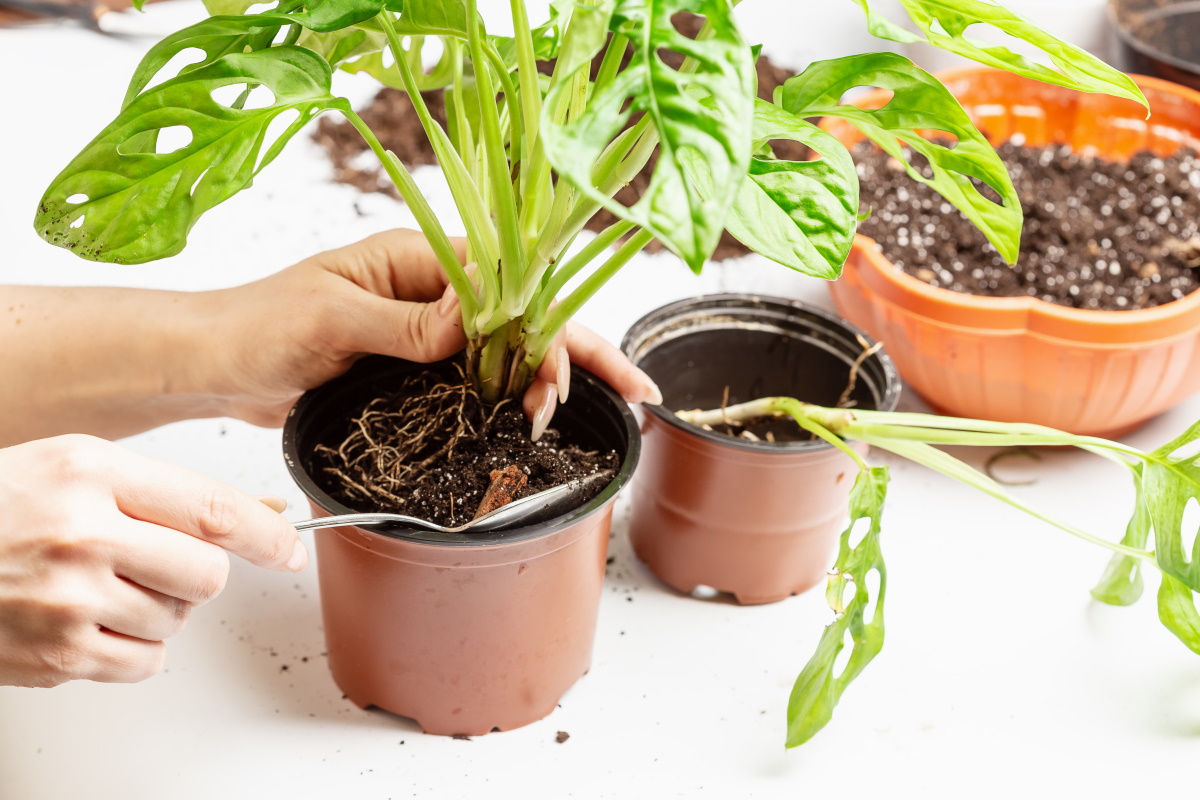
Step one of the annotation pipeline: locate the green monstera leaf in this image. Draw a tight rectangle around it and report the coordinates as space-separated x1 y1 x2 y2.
782 52 1022 263
542 0 754 272
36 47 340 264
726 100 859 279
852 0 1146 107
787 466 890 748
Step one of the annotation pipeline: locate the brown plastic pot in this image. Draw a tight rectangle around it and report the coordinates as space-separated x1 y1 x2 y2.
620 295 900 605
282 355 639 736
824 69 1200 437
1111 0 1200 91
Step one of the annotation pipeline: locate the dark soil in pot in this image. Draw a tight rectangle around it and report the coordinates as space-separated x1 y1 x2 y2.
854 140 1200 309
286 355 631 535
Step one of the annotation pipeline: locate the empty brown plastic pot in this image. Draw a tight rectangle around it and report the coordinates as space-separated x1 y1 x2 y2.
620 296 900 605
283 356 640 736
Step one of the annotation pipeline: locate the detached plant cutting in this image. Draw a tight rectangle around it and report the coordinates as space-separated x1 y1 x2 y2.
30 0 1193 744
678 399 1200 745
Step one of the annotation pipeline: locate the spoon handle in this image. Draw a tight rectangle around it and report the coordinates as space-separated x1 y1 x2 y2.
293 513 441 532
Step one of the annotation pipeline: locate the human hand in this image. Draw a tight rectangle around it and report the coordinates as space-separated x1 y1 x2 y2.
201 229 661 429
0 435 305 688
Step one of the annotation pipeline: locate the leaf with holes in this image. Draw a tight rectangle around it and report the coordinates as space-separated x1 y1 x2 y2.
1159 573 1200 655
542 0 754 272
384 0 469 36
127 1 385 108
35 47 338 264
124 16 278 107
340 34 457 90
787 466 889 748
852 0 1146 109
781 52 1022 263
723 100 858 279
1091 463 1151 606
1142 420 1200 593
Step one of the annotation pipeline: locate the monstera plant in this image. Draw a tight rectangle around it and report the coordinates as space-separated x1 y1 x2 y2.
33 0 1159 744
34 0 1143 400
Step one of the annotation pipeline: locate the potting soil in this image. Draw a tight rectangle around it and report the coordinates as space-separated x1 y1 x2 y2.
311 360 619 526
855 140 1200 310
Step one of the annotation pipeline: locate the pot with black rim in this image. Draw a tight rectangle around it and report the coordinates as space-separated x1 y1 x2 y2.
282 355 640 736
620 295 900 606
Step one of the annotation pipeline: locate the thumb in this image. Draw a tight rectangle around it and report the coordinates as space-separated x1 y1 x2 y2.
349 283 468 363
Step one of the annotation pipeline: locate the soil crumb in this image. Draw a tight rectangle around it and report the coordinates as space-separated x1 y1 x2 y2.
311 361 618 526
855 140 1200 310
556 731 570 744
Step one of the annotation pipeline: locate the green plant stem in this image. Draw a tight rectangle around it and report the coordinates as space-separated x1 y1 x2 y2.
526 228 655 366
465 0 525 317
508 0 543 190
338 105 479 333
678 398 1154 561
530 219 635 322
377 12 501 329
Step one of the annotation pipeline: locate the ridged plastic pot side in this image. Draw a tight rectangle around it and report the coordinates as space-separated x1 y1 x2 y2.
621 295 900 606
283 356 640 735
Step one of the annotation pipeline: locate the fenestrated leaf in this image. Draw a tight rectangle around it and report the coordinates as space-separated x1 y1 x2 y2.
340 33 456 90
542 0 754 272
1091 463 1151 606
1159 574 1200 655
35 47 338 264
288 0 383 32
781 52 1022 263
124 16 274 106
1141 420 1200 593
384 0 469 36
128 2 385 107
852 0 1147 109
725 100 858 279
787 466 889 748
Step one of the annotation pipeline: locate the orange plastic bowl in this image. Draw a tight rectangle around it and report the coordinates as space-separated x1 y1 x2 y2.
825 69 1200 437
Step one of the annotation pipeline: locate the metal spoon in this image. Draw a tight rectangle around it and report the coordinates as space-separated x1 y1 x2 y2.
293 472 613 534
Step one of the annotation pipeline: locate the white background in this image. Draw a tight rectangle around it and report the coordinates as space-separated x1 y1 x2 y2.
1 2 1198 798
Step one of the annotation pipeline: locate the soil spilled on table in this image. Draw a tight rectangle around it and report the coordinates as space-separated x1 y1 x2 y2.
311 360 618 526
855 140 1200 310
313 12 806 262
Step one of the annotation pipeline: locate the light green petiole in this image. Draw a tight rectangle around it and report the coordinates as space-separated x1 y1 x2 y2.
678 397 1154 561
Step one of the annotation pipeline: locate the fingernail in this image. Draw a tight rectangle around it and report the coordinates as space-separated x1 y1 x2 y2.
556 346 570 404
644 378 663 406
437 282 461 317
286 540 309 572
256 495 288 514
531 386 557 442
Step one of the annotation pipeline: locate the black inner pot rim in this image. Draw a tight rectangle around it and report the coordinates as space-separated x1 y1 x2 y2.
284 362 640 548
626 296 901 454
634 320 859 368
1111 2 1200 72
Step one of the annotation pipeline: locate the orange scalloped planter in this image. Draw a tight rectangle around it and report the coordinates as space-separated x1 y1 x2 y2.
825 70 1200 437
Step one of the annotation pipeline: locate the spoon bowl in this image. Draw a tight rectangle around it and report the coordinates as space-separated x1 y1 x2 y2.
292 472 613 535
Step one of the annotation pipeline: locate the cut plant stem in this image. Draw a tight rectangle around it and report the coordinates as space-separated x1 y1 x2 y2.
677 398 1154 561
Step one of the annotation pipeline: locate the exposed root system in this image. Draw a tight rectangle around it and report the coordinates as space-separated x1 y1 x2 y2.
313 361 619 526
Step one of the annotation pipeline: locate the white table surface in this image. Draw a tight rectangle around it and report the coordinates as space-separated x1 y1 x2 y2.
2 3 1198 798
